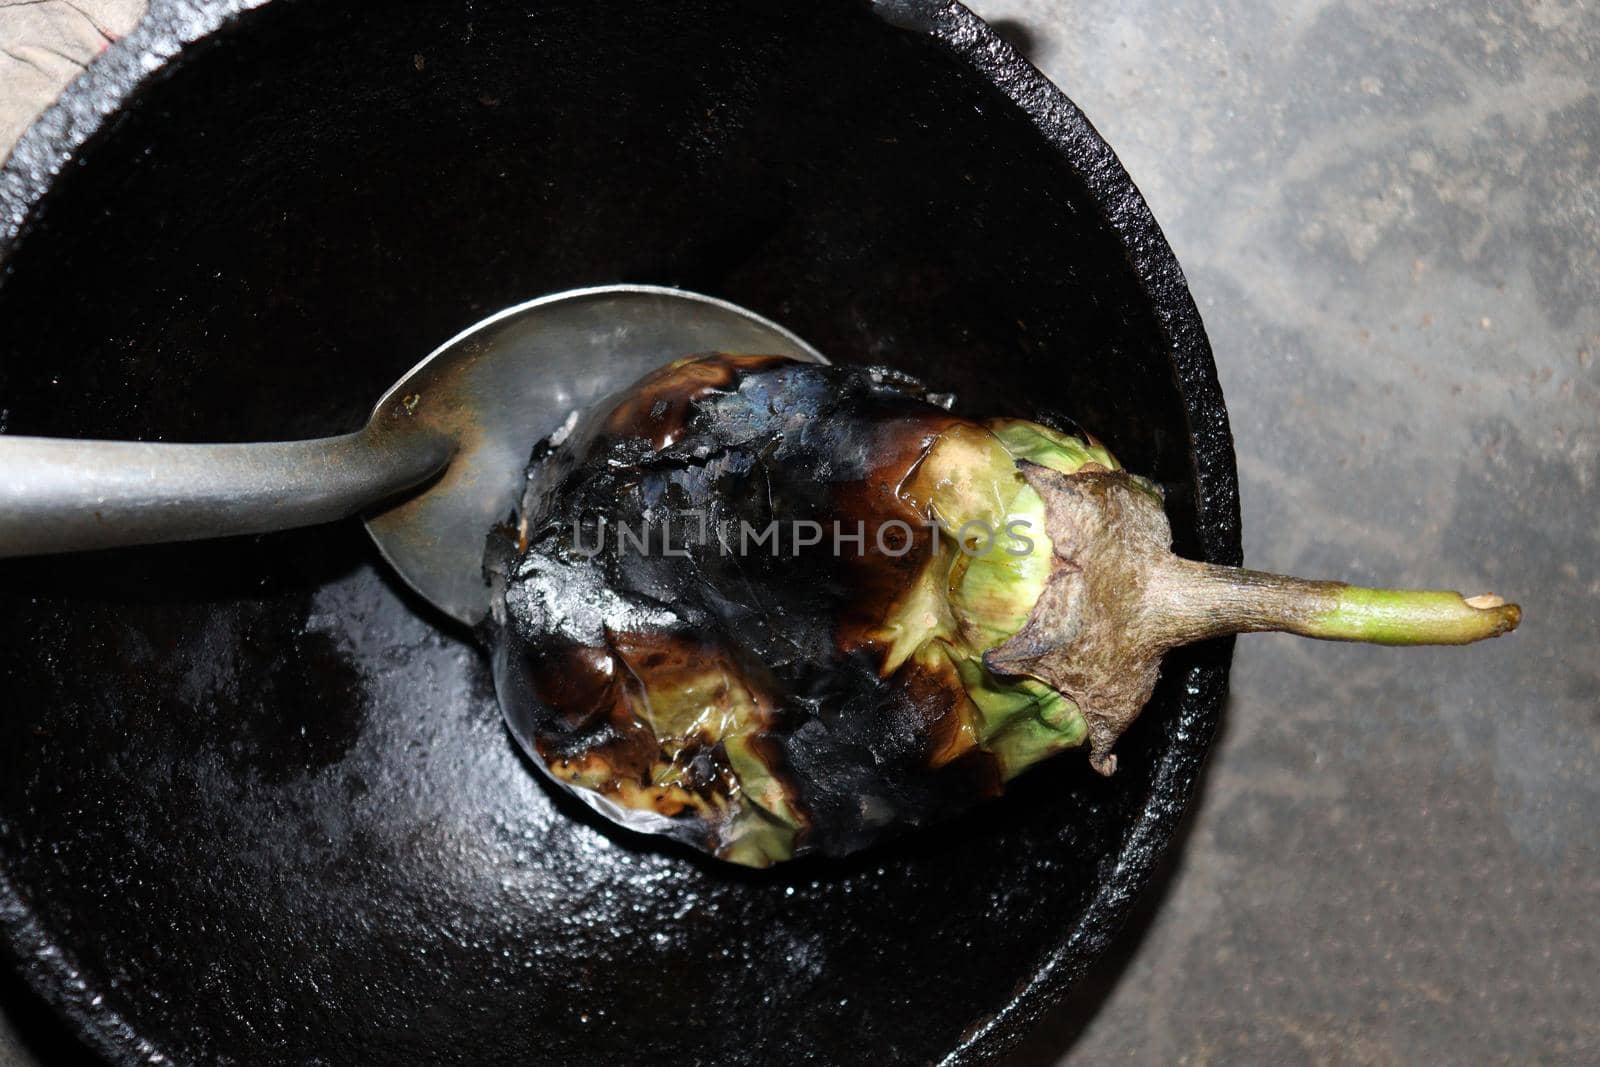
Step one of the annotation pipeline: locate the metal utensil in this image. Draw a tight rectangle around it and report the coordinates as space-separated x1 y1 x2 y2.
0 285 822 625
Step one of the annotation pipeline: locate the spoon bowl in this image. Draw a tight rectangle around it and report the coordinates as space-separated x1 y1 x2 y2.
366 285 823 624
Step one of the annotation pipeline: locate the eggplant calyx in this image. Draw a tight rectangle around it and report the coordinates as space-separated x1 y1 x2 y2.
982 462 1522 776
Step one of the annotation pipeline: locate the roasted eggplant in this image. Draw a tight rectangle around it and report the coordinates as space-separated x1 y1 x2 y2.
489 355 1520 867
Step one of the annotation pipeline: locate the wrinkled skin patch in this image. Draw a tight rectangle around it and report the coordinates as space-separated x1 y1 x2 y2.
489 356 1101 866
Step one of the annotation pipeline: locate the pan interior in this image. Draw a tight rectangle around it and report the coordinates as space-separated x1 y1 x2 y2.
0 1 1231 1062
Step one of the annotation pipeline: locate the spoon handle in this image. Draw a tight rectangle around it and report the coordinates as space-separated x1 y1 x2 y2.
0 421 452 557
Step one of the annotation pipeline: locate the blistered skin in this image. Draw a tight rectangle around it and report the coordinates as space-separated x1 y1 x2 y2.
489 355 1113 866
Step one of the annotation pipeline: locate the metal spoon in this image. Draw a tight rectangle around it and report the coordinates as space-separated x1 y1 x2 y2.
0 285 823 625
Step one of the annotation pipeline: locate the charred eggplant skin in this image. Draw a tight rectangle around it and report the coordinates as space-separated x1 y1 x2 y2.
489 355 1099 866
489 354 1520 867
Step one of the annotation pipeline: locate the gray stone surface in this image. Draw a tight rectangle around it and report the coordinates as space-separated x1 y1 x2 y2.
0 0 141 158
2 1 1596 1064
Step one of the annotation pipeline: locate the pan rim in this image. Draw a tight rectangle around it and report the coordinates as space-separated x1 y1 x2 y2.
0 1 1241 1064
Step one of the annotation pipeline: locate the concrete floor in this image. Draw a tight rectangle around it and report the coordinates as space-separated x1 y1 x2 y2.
3 1 1596 1064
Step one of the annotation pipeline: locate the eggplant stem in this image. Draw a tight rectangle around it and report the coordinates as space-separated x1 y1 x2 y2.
995 463 1522 777
1149 559 1523 647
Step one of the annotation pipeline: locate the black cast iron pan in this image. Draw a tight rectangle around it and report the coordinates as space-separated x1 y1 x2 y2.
0 0 1240 1062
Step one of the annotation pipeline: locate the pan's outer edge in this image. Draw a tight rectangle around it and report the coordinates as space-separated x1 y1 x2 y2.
0 5 269 1062
918 4 1241 1062
0 5 267 1065
0 2 1243 1064
0 0 267 255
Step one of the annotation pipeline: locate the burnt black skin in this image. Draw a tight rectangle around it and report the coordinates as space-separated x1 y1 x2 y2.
492 357 1008 859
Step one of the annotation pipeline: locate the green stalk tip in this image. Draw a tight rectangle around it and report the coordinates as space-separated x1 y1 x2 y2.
1305 585 1522 646
1155 560 1523 648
